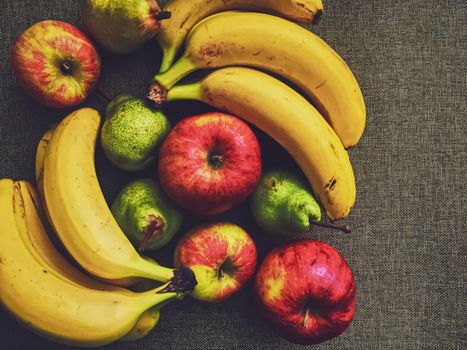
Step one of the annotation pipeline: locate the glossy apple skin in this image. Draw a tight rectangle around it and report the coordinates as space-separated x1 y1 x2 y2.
159 113 262 215
11 20 101 108
255 240 355 344
174 222 257 302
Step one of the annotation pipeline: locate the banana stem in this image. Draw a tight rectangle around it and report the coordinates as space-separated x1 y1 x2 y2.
153 57 196 90
309 219 351 234
166 83 203 102
139 261 175 282
158 45 177 73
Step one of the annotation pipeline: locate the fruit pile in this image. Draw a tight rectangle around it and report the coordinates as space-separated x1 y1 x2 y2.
1 0 365 347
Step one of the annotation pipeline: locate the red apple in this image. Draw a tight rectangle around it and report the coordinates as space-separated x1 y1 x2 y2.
158 113 261 215
255 240 355 344
174 222 257 302
11 20 101 108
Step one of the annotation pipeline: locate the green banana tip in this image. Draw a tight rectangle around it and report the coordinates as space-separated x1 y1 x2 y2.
156 266 197 295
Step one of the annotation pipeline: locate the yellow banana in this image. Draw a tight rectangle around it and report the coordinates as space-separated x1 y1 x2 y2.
120 307 160 341
15 179 161 341
0 179 195 347
157 0 323 72
165 67 356 220
35 127 53 198
37 137 163 342
150 11 365 148
42 108 194 286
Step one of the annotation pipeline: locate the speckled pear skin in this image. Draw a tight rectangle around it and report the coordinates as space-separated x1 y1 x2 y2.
81 0 161 54
101 94 170 171
112 179 183 251
250 170 321 235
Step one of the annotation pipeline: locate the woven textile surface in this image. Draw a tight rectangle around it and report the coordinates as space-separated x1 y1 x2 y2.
0 0 465 349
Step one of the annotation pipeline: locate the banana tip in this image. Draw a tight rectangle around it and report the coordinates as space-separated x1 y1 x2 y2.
312 9 323 25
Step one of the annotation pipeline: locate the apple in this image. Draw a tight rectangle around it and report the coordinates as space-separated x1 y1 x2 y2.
11 20 101 108
174 222 257 302
255 240 355 344
158 113 261 215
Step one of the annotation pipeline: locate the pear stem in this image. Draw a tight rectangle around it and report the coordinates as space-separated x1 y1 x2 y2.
309 219 351 234
138 215 165 253
156 11 171 21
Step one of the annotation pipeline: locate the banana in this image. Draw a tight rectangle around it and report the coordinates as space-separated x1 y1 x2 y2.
15 179 162 341
149 11 365 148
0 179 195 347
164 67 356 220
42 108 192 286
35 127 53 199
120 307 160 341
157 0 323 72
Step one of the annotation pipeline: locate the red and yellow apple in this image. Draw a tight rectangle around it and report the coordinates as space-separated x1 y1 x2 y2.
11 20 101 108
158 113 261 216
255 240 355 344
174 222 257 302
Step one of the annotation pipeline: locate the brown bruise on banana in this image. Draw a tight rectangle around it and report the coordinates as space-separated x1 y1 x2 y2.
324 177 338 192
199 42 224 59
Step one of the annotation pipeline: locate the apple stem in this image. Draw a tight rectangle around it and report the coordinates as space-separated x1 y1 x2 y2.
138 215 165 253
60 60 73 75
309 219 351 234
156 11 171 21
302 307 310 328
209 154 224 169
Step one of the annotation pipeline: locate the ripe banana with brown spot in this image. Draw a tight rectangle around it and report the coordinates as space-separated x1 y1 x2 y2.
150 11 365 148
164 67 356 220
42 108 195 286
157 0 324 72
0 179 195 347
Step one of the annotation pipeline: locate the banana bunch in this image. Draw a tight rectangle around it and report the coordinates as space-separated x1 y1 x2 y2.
0 108 198 346
151 11 365 148
0 179 195 347
150 7 366 220
157 0 324 72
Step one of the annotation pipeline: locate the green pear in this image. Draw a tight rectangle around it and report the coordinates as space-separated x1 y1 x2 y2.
251 170 350 235
80 0 170 54
112 179 183 252
101 94 170 171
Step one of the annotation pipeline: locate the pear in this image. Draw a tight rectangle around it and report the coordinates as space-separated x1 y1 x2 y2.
80 0 170 54
101 94 170 171
251 170 350 235
112 179 183 252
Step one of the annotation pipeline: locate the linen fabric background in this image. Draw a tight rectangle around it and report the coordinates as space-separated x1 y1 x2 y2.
0 0 465 349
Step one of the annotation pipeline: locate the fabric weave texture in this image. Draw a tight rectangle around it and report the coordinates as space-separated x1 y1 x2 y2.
0 0 465 349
